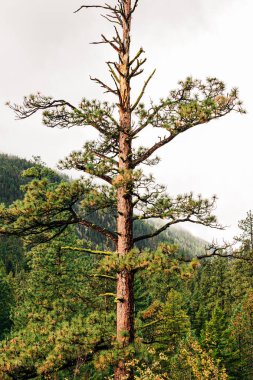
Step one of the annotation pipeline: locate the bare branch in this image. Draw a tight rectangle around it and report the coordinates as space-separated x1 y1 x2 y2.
131 69 156 111
129 47 145 67
90 274 117 281
74 4 115 14
102 34 120 52
129 58 147 79
78 219 118 244
129 0 139 18
107 62 120 84
99 292 116 297
61 246 113 256
101 13 121 26
107 61 125 78
90 76 118 95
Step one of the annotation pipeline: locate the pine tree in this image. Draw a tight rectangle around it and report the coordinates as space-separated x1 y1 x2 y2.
188 257 233 335
200 305 230 365
236 211 253 253
0 1 244 378
233 211 253 279
0 266 13 340
229 289 253 380
0 234 115 379
170 335 228 380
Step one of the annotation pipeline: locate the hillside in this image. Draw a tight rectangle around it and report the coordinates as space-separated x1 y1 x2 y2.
0 153 32 205
0 153 205 262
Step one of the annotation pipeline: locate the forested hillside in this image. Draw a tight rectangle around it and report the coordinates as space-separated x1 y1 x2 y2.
0 154 253 379
0 153 31 205
0 153 205 260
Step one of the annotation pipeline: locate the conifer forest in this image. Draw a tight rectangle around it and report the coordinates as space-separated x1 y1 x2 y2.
1 1 253 379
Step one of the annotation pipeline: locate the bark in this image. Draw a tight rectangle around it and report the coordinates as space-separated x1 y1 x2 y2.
115 1 134 379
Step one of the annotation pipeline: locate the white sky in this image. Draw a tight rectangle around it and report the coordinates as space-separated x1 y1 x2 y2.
0 0 252 242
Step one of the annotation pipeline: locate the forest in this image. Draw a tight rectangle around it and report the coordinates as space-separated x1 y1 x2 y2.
1 156 253 379
0 0 251 379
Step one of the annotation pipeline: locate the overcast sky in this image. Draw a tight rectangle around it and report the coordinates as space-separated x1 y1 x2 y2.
0 0 252 242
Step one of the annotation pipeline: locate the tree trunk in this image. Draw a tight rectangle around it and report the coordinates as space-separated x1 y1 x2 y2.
115 1 134 379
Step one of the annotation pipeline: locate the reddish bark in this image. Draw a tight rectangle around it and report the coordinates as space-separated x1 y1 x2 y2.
115 1 135 378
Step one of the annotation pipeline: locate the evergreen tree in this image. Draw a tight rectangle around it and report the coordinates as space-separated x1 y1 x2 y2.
225 211 253 288
0 1 244 378
137 289 190 350
0 267 13 340
200 305 230 367
188 257 233 335
0 234 115 379
229 289 253 380
170 335 228 380
0 154 32 206
235 211 253 255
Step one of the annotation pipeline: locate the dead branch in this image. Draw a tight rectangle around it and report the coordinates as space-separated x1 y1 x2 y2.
61 246 113 256
90 76 118 95
131 69 156 111
74 4 118 14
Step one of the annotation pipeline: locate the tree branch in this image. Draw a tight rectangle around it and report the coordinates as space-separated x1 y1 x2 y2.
90 76 118 95
129 0 139 18
133 217 222 243
73 162 113 185
131 69 156 111
132 134 174 168
74 5 116 14
196 242 251 261
78 219 118 244
90 274 117 281
129 47 144 66
61 246 113 256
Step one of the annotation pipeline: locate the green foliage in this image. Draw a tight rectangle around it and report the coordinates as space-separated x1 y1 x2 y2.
170 335 228 380
2 155 253 379
0 235 115 379
229 289 253 380
0 236 25 274
0 153 206 255
200 306 231 365
137 290 191 351
188 258 233 335
0 269 13 340
0 154 32 206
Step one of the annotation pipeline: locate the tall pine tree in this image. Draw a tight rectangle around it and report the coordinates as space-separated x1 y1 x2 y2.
0 1 244 378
